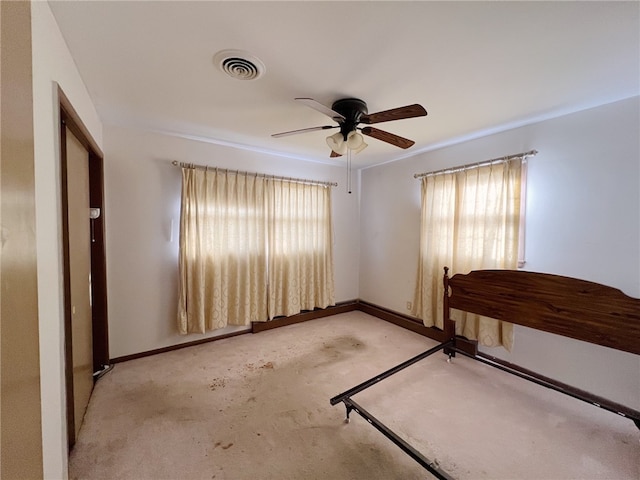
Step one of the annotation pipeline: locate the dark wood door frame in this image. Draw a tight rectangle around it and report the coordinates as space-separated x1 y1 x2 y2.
59 87 109 447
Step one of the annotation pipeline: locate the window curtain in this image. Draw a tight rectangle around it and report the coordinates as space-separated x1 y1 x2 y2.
412 159 523 350
267 180 335 319
178 168 268 334
177 168 335 334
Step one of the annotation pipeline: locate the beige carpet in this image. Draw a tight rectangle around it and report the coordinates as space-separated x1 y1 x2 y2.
70 312 639 479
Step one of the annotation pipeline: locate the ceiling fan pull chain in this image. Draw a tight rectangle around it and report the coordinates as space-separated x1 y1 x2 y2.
347 150 352 194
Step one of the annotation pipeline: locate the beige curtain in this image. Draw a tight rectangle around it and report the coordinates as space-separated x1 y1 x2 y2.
178 169 335 333
267 180 335 318
178 168 268 334
413 160 523 350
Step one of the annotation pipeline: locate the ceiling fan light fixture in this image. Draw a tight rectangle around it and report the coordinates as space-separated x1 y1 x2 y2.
326 132 348 155
346 131 364 150
352 139 368 154
327 130 368 155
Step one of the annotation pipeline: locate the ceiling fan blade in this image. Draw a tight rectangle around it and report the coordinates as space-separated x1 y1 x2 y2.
360 104 427 125
295 98 346 122
330 150 342 158
271 125 337 138
361 127 415 149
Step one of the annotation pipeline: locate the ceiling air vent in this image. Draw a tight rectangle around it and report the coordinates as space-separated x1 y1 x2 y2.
213 50 265 80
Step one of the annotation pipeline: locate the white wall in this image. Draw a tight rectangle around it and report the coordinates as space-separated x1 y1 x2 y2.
359 97 640 409
104 126 360 359
30 1 104 478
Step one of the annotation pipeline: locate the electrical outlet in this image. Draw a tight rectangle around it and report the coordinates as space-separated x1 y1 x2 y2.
406 301 412 310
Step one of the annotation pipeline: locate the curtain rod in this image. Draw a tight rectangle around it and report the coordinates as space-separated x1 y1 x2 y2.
413 149 538 179
172 161 338 188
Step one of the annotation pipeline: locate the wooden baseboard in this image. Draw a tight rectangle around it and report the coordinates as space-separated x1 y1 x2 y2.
110 329 249 364
357 300 448 343
251 300 359 333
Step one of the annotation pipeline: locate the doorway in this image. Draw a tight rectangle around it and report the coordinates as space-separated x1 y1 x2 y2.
59 91 109 448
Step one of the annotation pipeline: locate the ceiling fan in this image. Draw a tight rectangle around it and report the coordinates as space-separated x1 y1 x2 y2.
272 98 428 157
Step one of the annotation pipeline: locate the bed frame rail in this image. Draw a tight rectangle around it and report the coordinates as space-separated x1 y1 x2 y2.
330 341 454 479
330 341 452 406
341 396 454 480
452 347 640 428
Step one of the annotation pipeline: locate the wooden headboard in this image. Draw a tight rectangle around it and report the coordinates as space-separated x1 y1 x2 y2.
444 268 640 355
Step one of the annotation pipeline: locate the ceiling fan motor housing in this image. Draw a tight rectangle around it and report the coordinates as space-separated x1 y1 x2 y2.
332 98 368 139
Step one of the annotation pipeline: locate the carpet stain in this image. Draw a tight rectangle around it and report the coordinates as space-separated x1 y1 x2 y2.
209 378 227 390
213 441 233 450
245 361 275 371
322 335 366 353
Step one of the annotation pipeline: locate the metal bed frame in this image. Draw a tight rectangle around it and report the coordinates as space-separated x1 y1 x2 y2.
330 267 640 479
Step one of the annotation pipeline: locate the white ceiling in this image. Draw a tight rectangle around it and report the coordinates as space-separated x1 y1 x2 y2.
49 1 640 169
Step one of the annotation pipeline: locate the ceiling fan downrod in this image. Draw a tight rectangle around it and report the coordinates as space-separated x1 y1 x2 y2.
331 98 368 138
